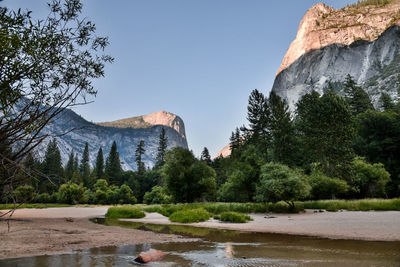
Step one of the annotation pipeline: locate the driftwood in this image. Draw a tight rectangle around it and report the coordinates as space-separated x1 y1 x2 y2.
134 249 168 263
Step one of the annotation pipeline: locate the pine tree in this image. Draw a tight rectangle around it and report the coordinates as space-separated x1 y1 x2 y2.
95 147 104 179
79 142 91 187
296 90 355 178
379 92 395 111
40 139 64 192
343 74 374 115
200 147 212 165
241 89 271 156
105 141 122 185
135 140 146 175
269 91 297 166
65 150 75 181
229 127 241 153
155 128 168 169
73 153 79 172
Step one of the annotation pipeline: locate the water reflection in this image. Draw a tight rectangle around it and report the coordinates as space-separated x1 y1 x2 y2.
1 218 400 267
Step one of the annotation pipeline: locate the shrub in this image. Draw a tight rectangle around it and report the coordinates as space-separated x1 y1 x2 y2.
255 163 310 209
169 208 211 223
57 182 85 204
352 157 390 198
119 184 137 204
308 171 349 199
105 206 146 218
13 185 36 203
36 193 52 203
143 186 171 204
219 212 252 223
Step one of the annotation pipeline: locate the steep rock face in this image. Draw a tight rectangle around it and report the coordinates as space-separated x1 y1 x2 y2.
98 110 186 140
37 109 188 170
278 1 400 75
273 1 400 110
212 144 231 159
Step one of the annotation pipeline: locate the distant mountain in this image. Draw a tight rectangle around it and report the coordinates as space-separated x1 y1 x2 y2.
37 109 188 170
273 1 400 110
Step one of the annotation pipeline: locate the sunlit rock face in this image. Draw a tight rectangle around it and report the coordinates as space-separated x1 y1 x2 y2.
273 1 400 110
38 109 188 170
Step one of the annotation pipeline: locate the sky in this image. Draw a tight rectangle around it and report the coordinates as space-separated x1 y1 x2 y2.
2 0 358 157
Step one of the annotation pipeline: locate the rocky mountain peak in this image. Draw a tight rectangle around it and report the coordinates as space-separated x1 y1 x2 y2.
97 110 186 139
277 0 400 75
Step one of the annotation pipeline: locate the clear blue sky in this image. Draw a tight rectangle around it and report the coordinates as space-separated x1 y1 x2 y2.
3 0 357 157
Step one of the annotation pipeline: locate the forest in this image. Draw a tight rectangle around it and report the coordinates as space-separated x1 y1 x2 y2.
4 74 400 207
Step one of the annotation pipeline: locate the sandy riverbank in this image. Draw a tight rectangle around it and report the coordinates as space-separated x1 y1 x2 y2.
1 207 400 260
0 207 190 259
123 209 400 242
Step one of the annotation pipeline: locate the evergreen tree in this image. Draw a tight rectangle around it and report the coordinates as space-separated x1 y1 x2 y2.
241 89 271 155
95 147 104 179
65 150 75 181
105 141 122 185
79 142 91 187
73 153 79 172
200 147 212 165
379 92 395 111
229 127 242 154
343 74 374 115
268 91 298 166
296 90 355 178
40 139 64 192
135 140 146 175
155 128 168 169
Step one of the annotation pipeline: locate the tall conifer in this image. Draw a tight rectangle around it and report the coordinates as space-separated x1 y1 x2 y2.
155 128 168 169
95 147 104 179
135 140 146 175
105 141 122 185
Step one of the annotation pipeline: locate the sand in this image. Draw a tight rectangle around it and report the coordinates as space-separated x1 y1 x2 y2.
123 209 400 241
0 207 190 259
1 207 400 260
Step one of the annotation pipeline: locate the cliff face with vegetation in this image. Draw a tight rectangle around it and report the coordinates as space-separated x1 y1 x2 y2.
38 109 188 170
273 0 400 109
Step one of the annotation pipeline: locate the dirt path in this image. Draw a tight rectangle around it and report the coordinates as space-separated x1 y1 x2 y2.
0 207 189 259
123 209 400 241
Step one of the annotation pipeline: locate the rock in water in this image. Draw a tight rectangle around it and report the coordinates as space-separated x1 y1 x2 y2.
134 249 168 263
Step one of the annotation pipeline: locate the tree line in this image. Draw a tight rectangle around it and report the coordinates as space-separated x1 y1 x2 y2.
4 75 400 206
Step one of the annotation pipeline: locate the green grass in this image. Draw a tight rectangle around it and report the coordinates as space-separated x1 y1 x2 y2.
141 202 303 219
219 212 253 223
302 199 400 212
0 203 72 210
105 206 146 218
169 208 211 223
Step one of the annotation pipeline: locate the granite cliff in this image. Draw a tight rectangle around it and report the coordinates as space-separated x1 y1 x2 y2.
273 0 400 110
37 109 188 170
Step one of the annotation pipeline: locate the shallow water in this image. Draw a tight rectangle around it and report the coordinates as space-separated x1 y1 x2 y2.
1 218 400 267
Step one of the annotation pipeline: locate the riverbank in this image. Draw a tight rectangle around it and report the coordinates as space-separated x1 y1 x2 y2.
0 207 191 259
123 209 400 241
1 207 400 260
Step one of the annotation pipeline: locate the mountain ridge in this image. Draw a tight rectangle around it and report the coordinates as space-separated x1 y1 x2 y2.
37 108 188 171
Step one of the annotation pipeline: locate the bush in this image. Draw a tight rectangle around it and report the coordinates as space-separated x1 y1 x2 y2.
143 186 171 204
57 182 85 204
169 208 211 223
255 163 310 209
219 211 252 223
105 206 146 218
352 157 390 198
36 193 52 203
119 184 137 204
13 185 36 203
308 170 349 199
